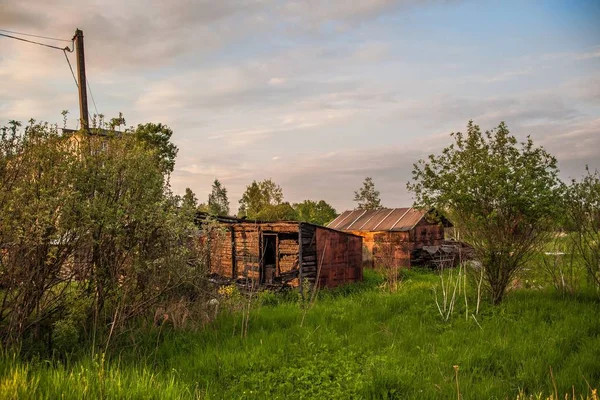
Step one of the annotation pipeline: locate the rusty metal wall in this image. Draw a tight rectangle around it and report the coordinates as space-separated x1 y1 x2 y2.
348 223 444 268
314 227 363 288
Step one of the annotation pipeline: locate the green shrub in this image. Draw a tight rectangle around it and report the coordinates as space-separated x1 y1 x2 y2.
257 290 279 307
51 319 79 355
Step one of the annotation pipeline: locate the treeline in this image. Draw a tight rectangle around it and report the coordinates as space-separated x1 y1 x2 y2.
0 119 204 354
185 178 339 226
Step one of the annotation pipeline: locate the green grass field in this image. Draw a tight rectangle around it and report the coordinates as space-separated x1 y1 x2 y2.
1 269 599 399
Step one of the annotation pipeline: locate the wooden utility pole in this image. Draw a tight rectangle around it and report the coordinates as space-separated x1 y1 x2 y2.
74 28 89 131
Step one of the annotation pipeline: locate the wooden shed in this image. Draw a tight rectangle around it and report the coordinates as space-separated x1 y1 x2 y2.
198 214 363 289
327 207 451 268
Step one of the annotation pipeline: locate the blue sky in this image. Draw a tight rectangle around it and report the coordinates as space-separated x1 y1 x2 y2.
1 0 599 212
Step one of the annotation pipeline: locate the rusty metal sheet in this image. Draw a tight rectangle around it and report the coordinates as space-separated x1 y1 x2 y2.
390 208 427 231
327 207 431 232
328 210 362 230
357 208 397 230
344 210 376 230
370 208 411 231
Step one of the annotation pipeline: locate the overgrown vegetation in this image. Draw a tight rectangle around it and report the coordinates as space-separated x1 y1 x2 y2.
2 116 599 398
0 118 205 354
409 121 563 304
0 269 598 399
565 168 600 290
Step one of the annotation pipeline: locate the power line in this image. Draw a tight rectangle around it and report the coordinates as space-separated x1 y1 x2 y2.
63 50 79 88
3 27 97 128
0 32 72 51
86 78 99 117
0 28 70 42
63 49 94 124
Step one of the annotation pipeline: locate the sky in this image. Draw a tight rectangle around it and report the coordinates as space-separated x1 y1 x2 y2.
1 0 599 213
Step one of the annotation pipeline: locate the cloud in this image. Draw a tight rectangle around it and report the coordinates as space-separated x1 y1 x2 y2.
0 1 271 72
1 0 599 215
268 77 286 86
541 47 600 62
351 42 390 63
278 0 437 29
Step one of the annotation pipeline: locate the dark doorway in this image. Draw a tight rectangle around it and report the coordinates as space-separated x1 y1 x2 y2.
261 233 278 284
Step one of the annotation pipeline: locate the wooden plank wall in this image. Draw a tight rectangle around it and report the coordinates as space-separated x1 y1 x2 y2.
206 222 303 285
233 222 301 282
206 221 364 288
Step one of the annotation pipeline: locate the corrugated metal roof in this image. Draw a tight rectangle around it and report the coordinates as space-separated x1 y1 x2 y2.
327 207 429 232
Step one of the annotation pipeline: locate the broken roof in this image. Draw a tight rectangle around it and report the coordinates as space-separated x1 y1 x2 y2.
195 211 363 237
327 207 436 232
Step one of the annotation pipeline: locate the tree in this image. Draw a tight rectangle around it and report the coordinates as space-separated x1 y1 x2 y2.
182 187 198 209
294 200 338 226
108 111 126 131
132 122 178 174
238 178 284 219
407 121 562 304
0 120 82 346
354 177 382 210
0 117 202 351
208 179 230 216
565 167 600 288
255 202 297 221
69 128 201 340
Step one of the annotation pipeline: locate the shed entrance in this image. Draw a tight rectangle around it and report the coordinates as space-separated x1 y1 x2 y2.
261 233 278 284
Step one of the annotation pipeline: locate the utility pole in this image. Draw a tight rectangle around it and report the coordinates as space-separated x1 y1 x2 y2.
74 28 89 131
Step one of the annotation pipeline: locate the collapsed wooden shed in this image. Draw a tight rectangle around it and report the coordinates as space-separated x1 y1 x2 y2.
327 207 451 268
198 213 363 289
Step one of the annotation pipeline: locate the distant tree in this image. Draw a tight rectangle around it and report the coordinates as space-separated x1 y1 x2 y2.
238 178 284 219
197 202 209 213
108 112 126 131
407 121 562 304
182 187 198 209
132 122 178 174
256 202 298 221
208 179 230 216
294 200 338 226
564 167 600 289
354 177 382 210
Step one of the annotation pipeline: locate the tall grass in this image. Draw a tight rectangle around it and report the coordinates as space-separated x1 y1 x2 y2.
1 269 599 399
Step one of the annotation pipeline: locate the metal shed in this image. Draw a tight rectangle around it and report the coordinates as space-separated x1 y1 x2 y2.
327 207 451 268
198 213 363 289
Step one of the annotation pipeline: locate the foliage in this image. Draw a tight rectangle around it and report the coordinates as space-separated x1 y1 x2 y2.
181 187 198 209
237 180 337 223
0 270 598 399
535 235 583 296
256 202 298 221
408 121 562 304
354 176 382 210
0 120 82 347
238 178 282 217
0 118 204 353
564 168 600 288
131 122 178 174
238 178 296 221
293 199 338 226
207 179 229 216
